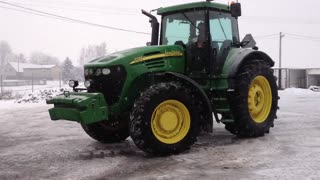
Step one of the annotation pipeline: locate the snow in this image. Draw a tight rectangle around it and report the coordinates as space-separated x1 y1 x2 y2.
0 99 46 110
0 87 319 179
0 86 318 112
0 81 71 109
279 87 320 97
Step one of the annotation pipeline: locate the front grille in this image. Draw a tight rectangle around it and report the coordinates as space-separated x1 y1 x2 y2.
86 66 126 105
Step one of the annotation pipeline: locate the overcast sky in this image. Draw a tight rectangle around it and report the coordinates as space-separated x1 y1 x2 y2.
1 0 320 68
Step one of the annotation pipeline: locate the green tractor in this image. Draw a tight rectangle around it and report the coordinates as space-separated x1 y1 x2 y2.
47 1 278 155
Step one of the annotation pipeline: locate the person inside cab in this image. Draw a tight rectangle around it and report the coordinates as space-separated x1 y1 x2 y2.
189 22 207 48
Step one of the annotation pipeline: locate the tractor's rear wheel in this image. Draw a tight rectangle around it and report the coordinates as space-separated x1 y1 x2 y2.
81 119 129 143
129 82 200 156
226 60 278 137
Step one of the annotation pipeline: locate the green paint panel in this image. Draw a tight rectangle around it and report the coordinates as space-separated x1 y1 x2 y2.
47 45 185 123
47 92 108 124
157 1 230 15
84 45 185 116
221 48 251 78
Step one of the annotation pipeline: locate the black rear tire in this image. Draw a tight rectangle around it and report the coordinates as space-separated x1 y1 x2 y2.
129 82 200 156
81 119 129 143
226 60 278 137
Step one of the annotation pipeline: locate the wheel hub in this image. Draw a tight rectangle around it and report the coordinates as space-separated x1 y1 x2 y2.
151 100 190 144
248 76 272 123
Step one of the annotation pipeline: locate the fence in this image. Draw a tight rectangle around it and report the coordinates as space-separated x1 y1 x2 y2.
0 73 63 99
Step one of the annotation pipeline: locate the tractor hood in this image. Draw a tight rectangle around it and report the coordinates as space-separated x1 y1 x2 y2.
84 45 184 68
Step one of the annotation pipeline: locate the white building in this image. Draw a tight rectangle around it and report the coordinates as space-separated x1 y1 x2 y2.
5 62 61 80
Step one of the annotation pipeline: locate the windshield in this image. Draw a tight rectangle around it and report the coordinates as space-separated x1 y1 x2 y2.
161 10 239 47
209 11 239 47
161 10 206 45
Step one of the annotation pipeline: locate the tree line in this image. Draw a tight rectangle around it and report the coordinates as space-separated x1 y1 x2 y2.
0 40 107 81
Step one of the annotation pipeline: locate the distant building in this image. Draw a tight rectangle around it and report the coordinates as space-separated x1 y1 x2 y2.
5 62 61 80
274 68 320 89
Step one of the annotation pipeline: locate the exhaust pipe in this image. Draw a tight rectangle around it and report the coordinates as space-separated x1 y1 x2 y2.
142 9 159 46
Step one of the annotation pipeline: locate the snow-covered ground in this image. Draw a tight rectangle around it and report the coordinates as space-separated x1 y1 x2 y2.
0 88 320 179
0 81 71 108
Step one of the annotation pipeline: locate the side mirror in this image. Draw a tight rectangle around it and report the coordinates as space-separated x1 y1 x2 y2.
230 3 241 18
241 34 256 48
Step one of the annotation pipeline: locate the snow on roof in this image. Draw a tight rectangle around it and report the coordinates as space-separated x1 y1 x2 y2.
8 62 56 72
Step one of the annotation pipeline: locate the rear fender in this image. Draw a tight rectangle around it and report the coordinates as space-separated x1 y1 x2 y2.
227 49 274 78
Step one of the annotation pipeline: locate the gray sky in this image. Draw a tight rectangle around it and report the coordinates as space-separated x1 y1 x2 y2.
1 0 320 68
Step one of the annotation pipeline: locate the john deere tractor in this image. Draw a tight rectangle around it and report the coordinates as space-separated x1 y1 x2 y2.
47 1 278 155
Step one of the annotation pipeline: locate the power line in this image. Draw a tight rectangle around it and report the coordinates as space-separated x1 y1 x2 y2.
0 1 150 35
254 33 278 39
285 33 320 40
9 1 141 16
254 32 320 42
11 0 140 13
285 37 320 43
241 16 320 25
0 5 74 22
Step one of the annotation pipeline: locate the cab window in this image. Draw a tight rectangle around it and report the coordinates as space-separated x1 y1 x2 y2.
209 11 239 48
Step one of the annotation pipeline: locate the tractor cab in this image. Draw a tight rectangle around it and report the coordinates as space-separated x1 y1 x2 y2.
159 6 239 77
156 1 242 78
140 1 255 83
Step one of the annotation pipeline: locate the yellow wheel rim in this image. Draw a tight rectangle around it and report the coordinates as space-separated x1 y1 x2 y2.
151 100 191 144
248 76 272 123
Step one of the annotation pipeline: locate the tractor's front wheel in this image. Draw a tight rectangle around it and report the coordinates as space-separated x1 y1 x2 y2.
226 60 278 137
81 119 129 143
129 82 200 156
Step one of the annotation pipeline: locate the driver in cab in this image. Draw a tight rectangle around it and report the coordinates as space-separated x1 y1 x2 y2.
189 22 206 48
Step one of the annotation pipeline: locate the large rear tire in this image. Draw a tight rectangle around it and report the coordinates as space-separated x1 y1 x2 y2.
226 60 278 137
129 82 200 156
81 119 129 143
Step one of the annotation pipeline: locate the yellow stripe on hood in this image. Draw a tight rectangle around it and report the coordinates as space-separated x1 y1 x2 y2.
130 51 183 64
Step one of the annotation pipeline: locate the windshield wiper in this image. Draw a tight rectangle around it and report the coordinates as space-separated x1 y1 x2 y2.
182 12 198 30
217 13 228 40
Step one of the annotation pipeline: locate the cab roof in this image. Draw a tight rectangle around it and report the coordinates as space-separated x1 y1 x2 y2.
157 1 230 15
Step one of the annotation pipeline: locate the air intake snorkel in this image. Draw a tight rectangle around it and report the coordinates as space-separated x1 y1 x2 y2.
142 9 159 46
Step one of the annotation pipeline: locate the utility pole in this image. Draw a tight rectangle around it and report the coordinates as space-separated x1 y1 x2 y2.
0 75 3 98
59 71 61 89
279 32 285 89
18 56 20 75
32 72 34 92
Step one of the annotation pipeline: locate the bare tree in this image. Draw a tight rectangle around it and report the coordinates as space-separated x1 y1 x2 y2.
30 52 60 65
11 53 27 63
79 42 107 66
0 40 13 80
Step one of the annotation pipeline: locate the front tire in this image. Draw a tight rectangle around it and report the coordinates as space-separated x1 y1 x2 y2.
81 119 129 143
226 60 278 137
129 82 200 156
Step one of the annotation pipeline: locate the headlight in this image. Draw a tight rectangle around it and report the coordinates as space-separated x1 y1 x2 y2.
95 69 102 76
68 80 78 88
88 69 93 75
102 68 111 75
84 69 89 76
84 80 91 88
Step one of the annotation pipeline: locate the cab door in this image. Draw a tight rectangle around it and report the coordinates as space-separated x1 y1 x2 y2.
208 10 240 75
